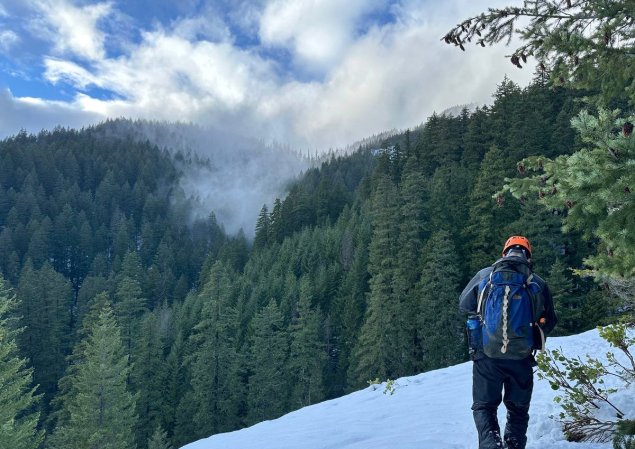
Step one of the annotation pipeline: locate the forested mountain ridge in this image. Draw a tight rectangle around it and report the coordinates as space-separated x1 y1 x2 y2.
0 77 617 448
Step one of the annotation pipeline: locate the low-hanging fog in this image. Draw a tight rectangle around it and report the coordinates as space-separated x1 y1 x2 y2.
100 119 311 237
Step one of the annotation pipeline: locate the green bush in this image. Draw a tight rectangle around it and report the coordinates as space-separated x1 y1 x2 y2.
536 323 634 442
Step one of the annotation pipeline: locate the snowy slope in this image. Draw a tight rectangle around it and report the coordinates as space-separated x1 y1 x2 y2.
182 329 634 449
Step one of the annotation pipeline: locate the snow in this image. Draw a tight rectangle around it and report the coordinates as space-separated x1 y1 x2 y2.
181 329 634 449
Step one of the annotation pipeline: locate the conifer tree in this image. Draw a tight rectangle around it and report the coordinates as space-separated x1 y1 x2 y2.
426 163 470 240
132 310 168 447
415 231 464 371
162 331 188 445
393 155 427 372
549 96 579 157
247 299 288 424
397 155 427 284
332 213 371 393
115 251 147 363
288 277 326 408
417 114 464 176
189 261 242 436
49 305 138 449
350 174 402 385
115 275 145 352
148 426 173 449
465 145 520 273
461 107 493 175
16 261 72 407
254 205 271 250
269 198 284 243
489 77 523 151
0 276 43 449
547 259 582 336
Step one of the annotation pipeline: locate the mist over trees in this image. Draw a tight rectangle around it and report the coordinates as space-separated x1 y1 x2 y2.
95 119 310 236
0 71 625 448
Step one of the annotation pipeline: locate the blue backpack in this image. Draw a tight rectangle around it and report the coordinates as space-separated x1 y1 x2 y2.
476 259 544 360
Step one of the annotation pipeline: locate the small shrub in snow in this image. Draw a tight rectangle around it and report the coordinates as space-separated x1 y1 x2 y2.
366 377 398 395
536 323 635 443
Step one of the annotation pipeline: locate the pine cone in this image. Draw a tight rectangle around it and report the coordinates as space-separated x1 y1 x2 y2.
623 121 633 137
517 163 525 174
496 195 505 206
565 199 574 208
538 190 545 199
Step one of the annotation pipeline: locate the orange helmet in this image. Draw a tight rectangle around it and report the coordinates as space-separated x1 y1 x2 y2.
502 235 532 258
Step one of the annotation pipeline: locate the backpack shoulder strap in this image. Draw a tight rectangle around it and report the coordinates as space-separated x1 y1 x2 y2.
476 271 493 315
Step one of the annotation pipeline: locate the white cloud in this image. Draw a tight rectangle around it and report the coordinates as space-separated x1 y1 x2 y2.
44 58 98 88
170 14 231 43
0 88 102 136
225 0 265 36
269 0 533 149
71 29 278 122
0 30 19 51
259 0 382 72
30 0 112 61
5 0 533 151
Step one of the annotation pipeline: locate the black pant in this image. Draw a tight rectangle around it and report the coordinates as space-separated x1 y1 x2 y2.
472 355 534 449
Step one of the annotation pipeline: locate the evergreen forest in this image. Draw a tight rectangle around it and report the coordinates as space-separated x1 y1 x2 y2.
0 74 625 448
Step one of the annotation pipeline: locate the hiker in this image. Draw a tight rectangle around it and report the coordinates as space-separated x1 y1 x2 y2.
459 236 557 449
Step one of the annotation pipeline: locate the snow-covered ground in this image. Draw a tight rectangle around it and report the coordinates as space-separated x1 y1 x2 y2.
182 329 634 449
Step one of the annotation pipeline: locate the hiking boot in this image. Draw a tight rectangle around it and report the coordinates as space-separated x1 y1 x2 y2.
504 436 523 449
480 430 503 448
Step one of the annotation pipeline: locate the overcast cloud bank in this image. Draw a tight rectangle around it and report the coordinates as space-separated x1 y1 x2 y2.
0 0 532 151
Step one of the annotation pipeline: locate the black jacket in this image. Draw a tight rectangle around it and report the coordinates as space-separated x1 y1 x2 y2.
458 255 557 335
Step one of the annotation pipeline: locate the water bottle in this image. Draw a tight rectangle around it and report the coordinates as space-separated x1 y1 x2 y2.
466 315 482 354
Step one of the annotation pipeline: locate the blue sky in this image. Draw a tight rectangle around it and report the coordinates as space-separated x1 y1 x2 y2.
0 0 531 150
